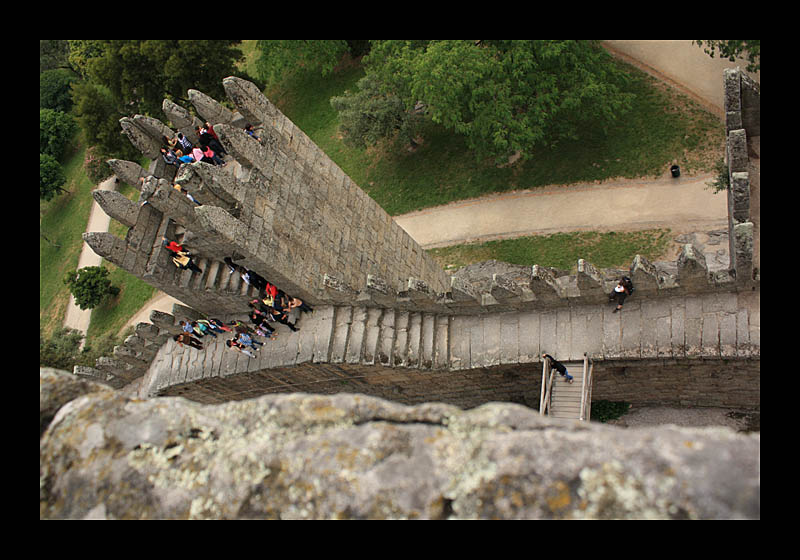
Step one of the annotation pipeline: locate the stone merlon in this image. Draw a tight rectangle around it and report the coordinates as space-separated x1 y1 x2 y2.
92 189 139 228
188 88 235 125
222 76 276 127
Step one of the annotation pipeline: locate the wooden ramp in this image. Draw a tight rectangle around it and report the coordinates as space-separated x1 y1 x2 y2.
539 355 594 421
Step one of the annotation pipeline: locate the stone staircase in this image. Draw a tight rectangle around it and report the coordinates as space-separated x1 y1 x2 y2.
144 305 456 395
328 306 450 370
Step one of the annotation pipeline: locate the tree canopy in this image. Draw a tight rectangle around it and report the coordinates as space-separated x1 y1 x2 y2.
352 40 635 162
330 73 422 149
40 153 67 201
40 108 77 159
62 266 119 310
83 40 245 116
254 40 349 84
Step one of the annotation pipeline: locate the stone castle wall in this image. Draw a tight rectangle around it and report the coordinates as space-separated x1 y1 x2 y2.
77 74 759 409
723 67 759 282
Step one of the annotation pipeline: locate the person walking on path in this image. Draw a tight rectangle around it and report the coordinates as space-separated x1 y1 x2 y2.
174 332 203 350
542 353 573 383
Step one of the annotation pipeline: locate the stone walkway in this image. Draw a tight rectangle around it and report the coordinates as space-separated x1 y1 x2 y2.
138 290 759 401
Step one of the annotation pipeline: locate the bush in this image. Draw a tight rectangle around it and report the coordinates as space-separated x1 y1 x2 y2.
40 327 84 370
40 108 77 159
591 400 631 423
40 68 78 113
63 266 120 310
84 146 113 184
330 74 421 149
706 158 730 193
40 153 67 201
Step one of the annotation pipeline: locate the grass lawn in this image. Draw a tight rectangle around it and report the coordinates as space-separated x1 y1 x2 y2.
265 53 724 217
39 131 156 343
40 133 97 337
428 229 673 273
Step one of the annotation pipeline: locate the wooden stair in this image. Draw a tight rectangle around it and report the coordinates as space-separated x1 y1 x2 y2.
549 361 585 419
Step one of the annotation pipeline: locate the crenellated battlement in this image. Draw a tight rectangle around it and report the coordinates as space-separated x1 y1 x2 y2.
77 74 759 401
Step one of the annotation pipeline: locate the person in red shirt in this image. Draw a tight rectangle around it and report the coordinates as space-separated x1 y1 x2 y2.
162 237 186 255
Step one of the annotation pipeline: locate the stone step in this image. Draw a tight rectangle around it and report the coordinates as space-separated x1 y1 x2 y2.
204 259 221 291
329 306 352 364
406 312 423 369
393 311 409 367
345 306 368 364
375 308 396 367
420 313 436 369
362 307 384 365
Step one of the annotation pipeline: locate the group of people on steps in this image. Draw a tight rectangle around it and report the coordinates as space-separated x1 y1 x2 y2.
160 123 228 169
164 238 313 359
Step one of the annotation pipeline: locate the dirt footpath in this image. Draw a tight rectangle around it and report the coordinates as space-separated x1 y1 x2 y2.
604 405 759 433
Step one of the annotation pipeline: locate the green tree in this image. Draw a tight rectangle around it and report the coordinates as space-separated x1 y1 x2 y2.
85 40 244 116
67 39 105 79
63 266 120 310
40 108 77 159
70 81 139 160
40 153 68 201
364 40 635 163
40 40 72 74
40 327 84 370
694 40 760 73
330 74 422 149
40 69 78 112
254 40 349 83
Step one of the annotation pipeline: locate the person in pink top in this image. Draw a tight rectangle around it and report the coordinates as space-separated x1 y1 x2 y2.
192 146 206 163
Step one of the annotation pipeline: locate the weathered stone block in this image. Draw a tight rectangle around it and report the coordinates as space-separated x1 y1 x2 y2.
530 265 563 303
677 244 709 290
188 88 235 125
730 172 750 224
630 255 660 294
727 129 749 173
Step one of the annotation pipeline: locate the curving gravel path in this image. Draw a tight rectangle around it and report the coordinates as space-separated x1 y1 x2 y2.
604 405 759 433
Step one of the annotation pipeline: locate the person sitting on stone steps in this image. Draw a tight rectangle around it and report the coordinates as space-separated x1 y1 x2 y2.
173 332 203 350
207 318 232 334
279 293 314 316
249 310 277 339
192 319 217 338
226 338 255 359
542 353 574 384
234 331 263 352
171 249 203 274
162 237 203 274
609 276 634 313
249 298 299 332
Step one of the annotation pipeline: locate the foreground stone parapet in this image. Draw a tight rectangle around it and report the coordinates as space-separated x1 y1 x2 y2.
40 368 759 520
